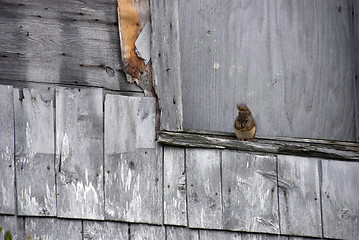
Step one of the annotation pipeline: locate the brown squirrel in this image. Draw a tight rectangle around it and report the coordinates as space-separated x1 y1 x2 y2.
234 104 257 141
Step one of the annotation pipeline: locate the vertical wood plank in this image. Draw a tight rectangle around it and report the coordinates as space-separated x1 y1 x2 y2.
0 215 24 240
151 0 183 130
14 88 56 216
354 0 359 142
56 87 104 220
130 224 165 240
0 85 15 214
277 156 322 237
104 95 162 224
222 151 279 234
166 226 199 240
179 0 356 141
163 146 187 226
186 149 222 229
199 230 241 240
322 160 359 240
25 217 82 240
83 221 129 240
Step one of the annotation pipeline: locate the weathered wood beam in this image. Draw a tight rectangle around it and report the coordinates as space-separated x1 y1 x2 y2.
158 130 359 161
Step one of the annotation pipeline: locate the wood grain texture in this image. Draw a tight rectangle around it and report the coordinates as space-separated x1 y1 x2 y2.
0 0 140 92
151 0 183 130
186 149 222 229
163 146 187 226
14 88 56 216
56 87 104 220
0 85 15 214
0 215 24 240
321 160 359 240
104 95 162 224
354 0 359 142
277 156 321 237
130 224 165 240
166 226 199 240
158 131 359 161
222 151 279 234
25 217 82 240
83 221 128 240
199 230 241 240
241 233 288 240
179 0 356 141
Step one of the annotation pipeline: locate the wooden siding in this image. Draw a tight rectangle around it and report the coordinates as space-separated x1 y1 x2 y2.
277 156 321 237
56 88 104 220
14 88 56 217
0 0 140 92
0 85 15 214
222 151 279 234
178 0 357 141
0 85 358 240
104 95 163 224
151 0 183 131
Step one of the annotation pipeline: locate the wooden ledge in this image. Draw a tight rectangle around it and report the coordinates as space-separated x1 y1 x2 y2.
157 130 359 161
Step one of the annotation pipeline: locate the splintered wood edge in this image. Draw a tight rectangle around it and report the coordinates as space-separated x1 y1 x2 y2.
157 130 359 161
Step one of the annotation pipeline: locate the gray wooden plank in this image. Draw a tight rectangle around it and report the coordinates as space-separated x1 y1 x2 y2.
56 87 104 219
163 146 187 226
0 85 15 214
104 95 162 224
151 0 183 130
83 221 129 240
179 0 356 141
278 155 322 237
199 230 241 240
130 224 165 240
0 0 141 92
222 151 279 234
24 217 82 240
322 160 359 240
0 215 24 240
166 226 199 240
158 131 359 161
241 233 288 240
186 148 222 229
354 0 359 142
14 88 56 216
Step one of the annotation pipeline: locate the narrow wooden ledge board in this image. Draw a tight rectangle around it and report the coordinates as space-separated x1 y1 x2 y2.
158 131 359 161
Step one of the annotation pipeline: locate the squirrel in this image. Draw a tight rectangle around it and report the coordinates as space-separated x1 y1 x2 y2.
234 104 257 141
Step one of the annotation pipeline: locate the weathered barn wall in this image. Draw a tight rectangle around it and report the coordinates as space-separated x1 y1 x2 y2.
178 0 358 141
0 0 140 92
1 84 358 239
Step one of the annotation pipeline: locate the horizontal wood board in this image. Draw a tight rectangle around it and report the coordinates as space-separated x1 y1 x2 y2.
0 0 140 92
178 0 356 141
158 131 359 161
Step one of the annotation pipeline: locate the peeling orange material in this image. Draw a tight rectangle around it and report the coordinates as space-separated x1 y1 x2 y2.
117 0 146 79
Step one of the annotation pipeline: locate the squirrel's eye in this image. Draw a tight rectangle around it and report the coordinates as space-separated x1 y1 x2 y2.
245 118 248 122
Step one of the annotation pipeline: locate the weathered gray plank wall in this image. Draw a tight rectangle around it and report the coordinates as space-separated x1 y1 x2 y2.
0 0 140 92
178 0 357 141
